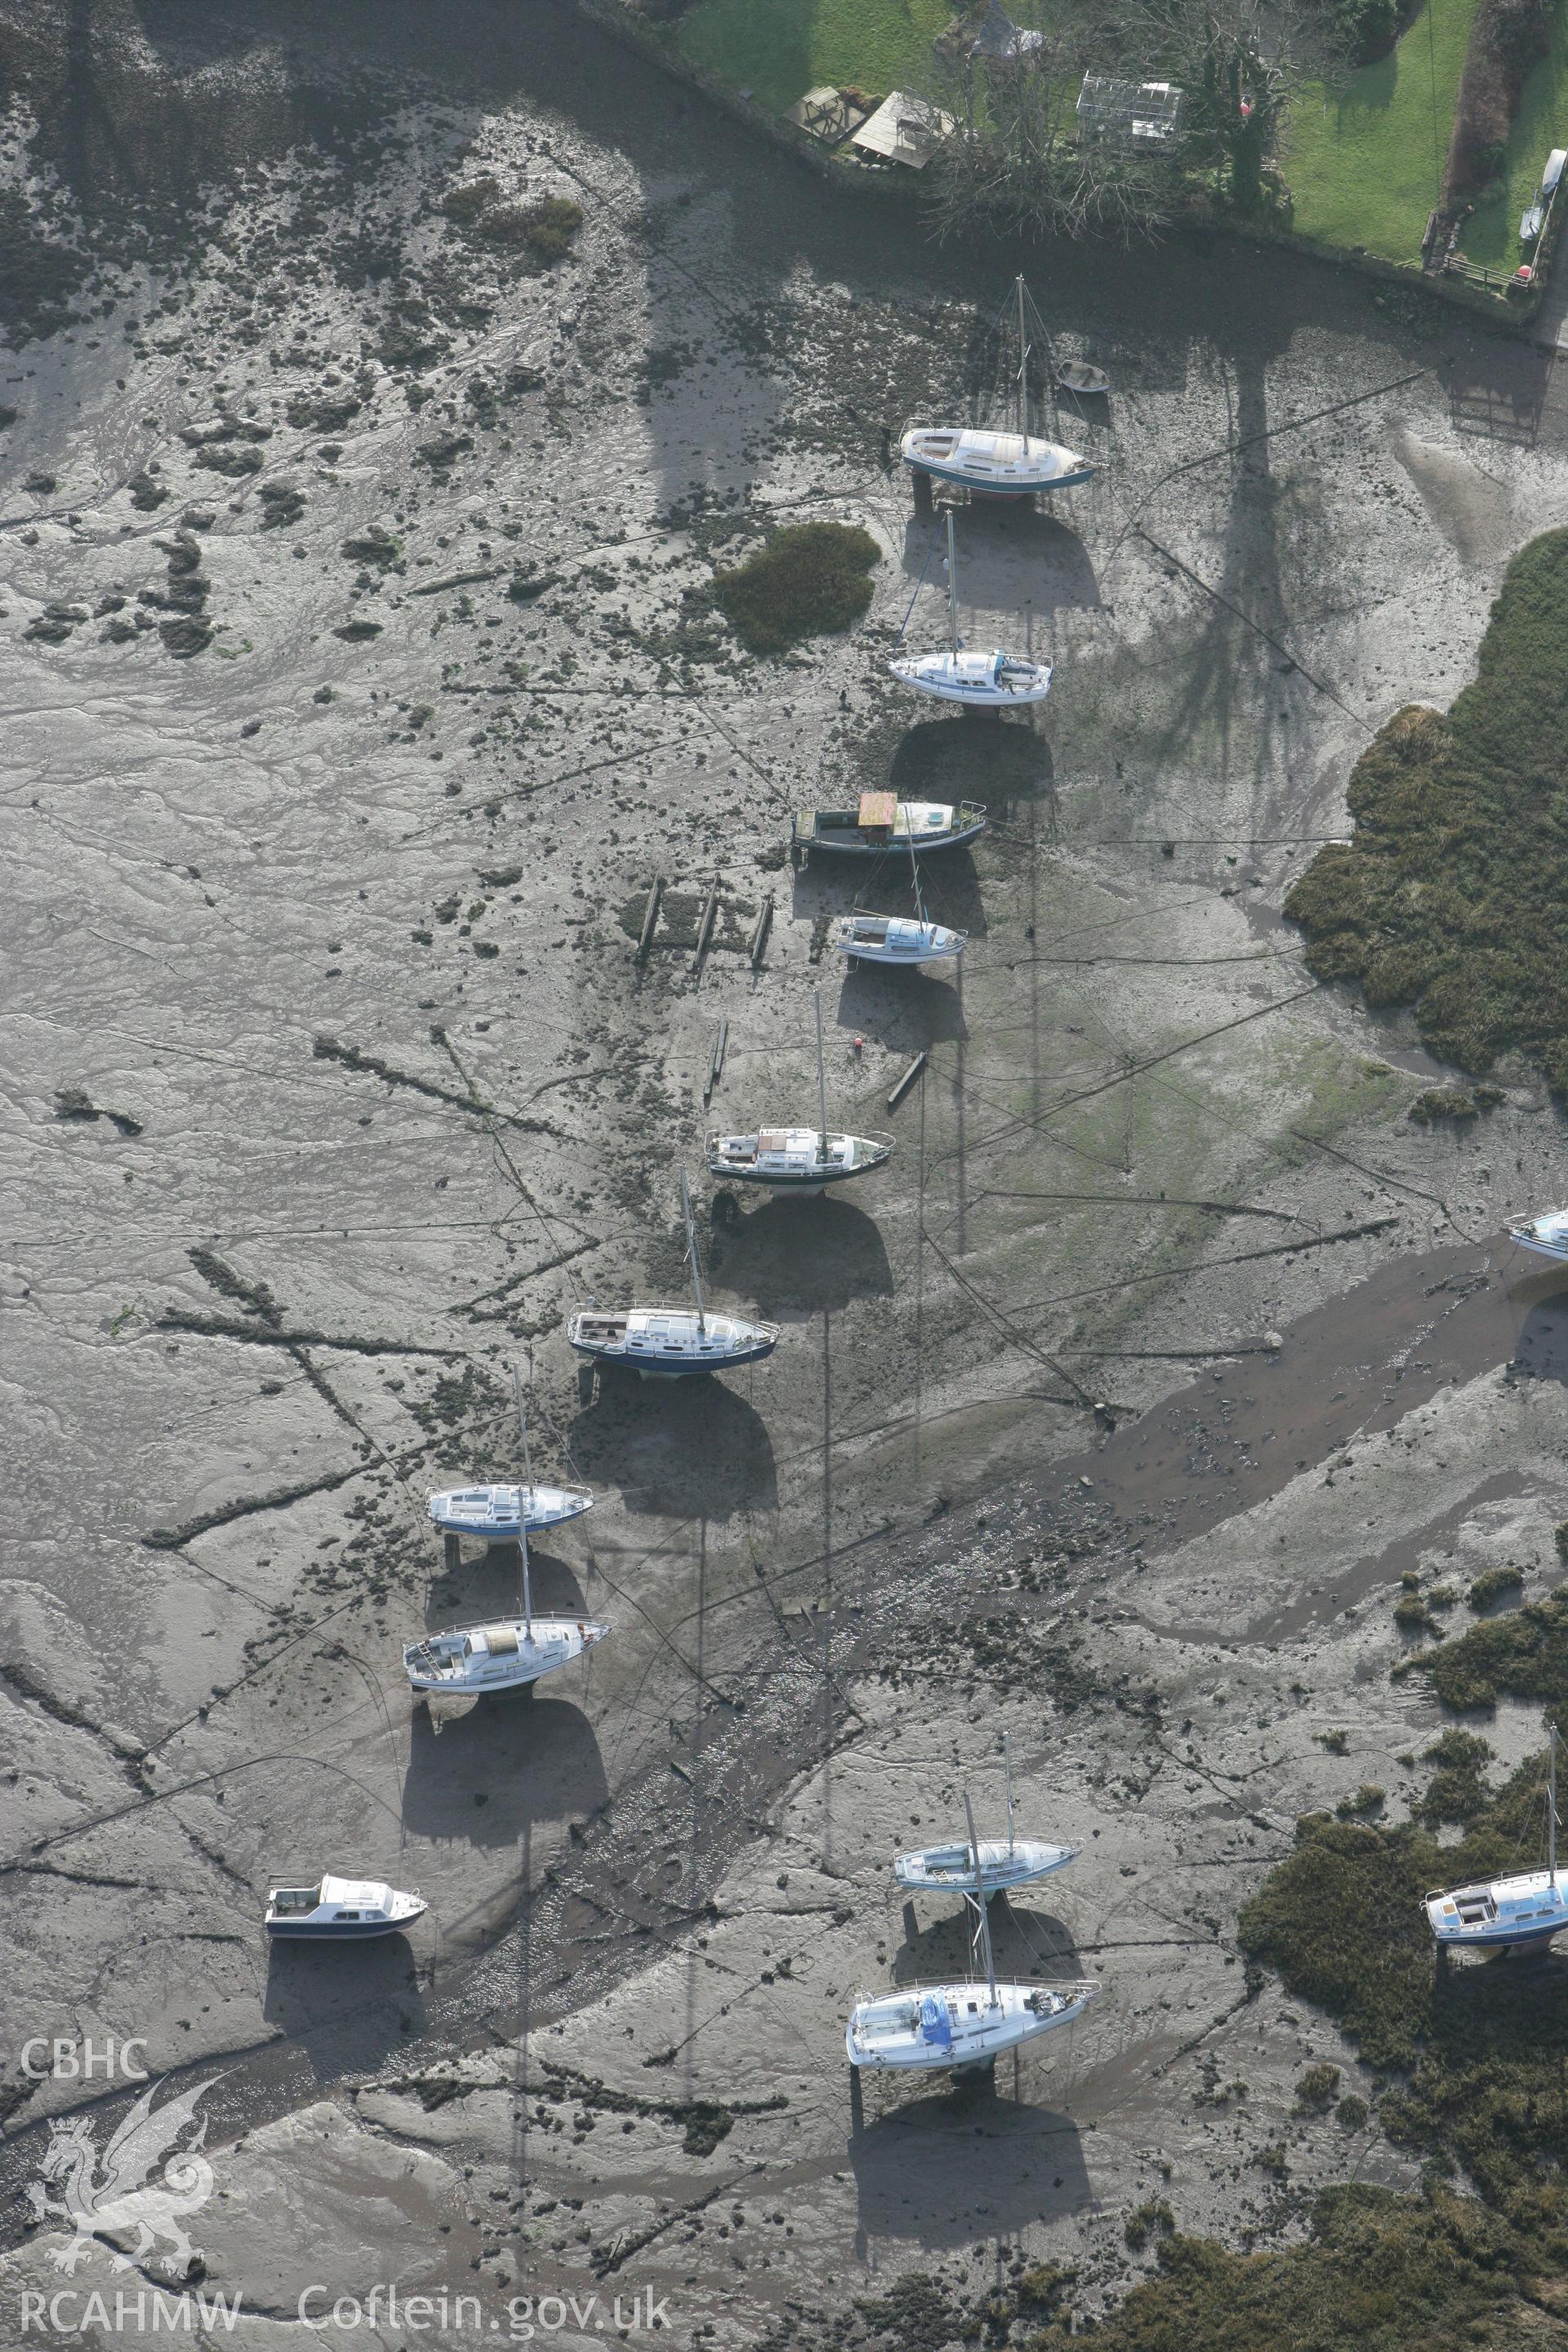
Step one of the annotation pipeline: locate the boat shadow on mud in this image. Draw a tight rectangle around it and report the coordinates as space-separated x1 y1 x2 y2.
401 1691 607 1846
1512 1286 1568 1384
898 506 1100 620
262 1934 428 2084
709 1193 894 1316
423 1540 586 1628
891 715 1054 818
890 1897 1085 1984
834 960 971 1047
847 2074 1090 2248
567 1370 778 1517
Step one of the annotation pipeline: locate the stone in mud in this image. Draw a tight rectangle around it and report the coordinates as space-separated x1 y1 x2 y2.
158 613 212 657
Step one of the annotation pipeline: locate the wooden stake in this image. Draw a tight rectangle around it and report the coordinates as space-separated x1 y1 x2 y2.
749 892 773 969
694 880 719 966
886 1051 927 1111
636 875 665 964
703 1017 729 1107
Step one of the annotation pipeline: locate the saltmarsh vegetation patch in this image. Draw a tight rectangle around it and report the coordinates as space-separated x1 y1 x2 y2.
710 521 880 653
1286 529 1568 1093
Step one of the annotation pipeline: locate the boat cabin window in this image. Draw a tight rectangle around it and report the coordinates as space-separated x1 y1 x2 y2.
334 1910 360 1922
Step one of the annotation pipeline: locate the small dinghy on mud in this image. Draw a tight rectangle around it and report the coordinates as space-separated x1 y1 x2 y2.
890 510 1051 710
405 1384 609 1696
1054 356 1110 397
706 992 893 1196
847 1795 1098 2071
1427 1724 1568 1952
265 1874 426 1940
897 1736 1077 1893
568 1169 779 1376
1509 1208 1568 1266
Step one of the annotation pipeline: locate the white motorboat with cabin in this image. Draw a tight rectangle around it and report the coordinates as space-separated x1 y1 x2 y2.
791 793 986 857
706 992 893 1196
265 1874 426 1940
428 1367 595 1539
1509 1208 1568 1267
901 278 1094 497
896 1735 1077 1893
1427 1724 1568 1953
846 1795 1098 2070
405 1386 609 1695
890 510 1052 708
568 1169 780 1375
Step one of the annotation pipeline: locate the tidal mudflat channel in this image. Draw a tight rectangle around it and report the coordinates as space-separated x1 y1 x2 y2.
5 4 1568 2344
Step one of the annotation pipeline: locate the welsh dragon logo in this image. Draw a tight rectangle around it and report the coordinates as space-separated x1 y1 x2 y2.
25 2075 219 2277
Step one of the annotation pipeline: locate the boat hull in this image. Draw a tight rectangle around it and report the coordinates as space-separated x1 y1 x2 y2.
845 1981 1096 2070
799 819 986 853
266 1909 426 1940
906 455 1095 495
570 1335 778 1376
888 661 1052 708
895 1840 1078 1894
404 1619 608 1694
428 1486 595 1539
1511 1222 1568 1265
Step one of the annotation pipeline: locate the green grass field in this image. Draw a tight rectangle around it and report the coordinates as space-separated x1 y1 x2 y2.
1459 3 1568 265
675 0 956 116
1281 0 1477 263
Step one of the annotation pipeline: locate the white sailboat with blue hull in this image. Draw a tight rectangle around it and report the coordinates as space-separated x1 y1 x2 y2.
889 509 1052 708
1427 1724 1568 1952
706 993 893 1197
404 1389 608 1695
833 799 966 969
846 1793 1098 2071
901 278 1094 499
896 1734 1077 1895
568 1169 779 1376
429 1367 594 1540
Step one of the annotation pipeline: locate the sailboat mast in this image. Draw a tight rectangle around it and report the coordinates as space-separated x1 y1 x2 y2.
946 506 960 656
814 991 830 1169
680 1166 706 1336
1005 1731 1015 1858
1552 1724 1558 1878
513 1369 534 1638
964 1791 999 2006
1016 274 1028 434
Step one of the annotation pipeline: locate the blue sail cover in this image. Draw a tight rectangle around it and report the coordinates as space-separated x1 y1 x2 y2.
920 1994 952 2049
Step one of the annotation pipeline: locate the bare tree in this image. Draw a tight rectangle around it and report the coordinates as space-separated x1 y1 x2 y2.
1121 0 1339 210
925 33 1173 244
924 0 1337 240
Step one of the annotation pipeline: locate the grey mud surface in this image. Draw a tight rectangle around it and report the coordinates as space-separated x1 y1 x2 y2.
4 3 1568 2344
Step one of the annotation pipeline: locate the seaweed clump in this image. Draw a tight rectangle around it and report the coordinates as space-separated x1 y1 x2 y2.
710 523 880 654
1285 529 1568 1094
1237 1747 1568 2242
